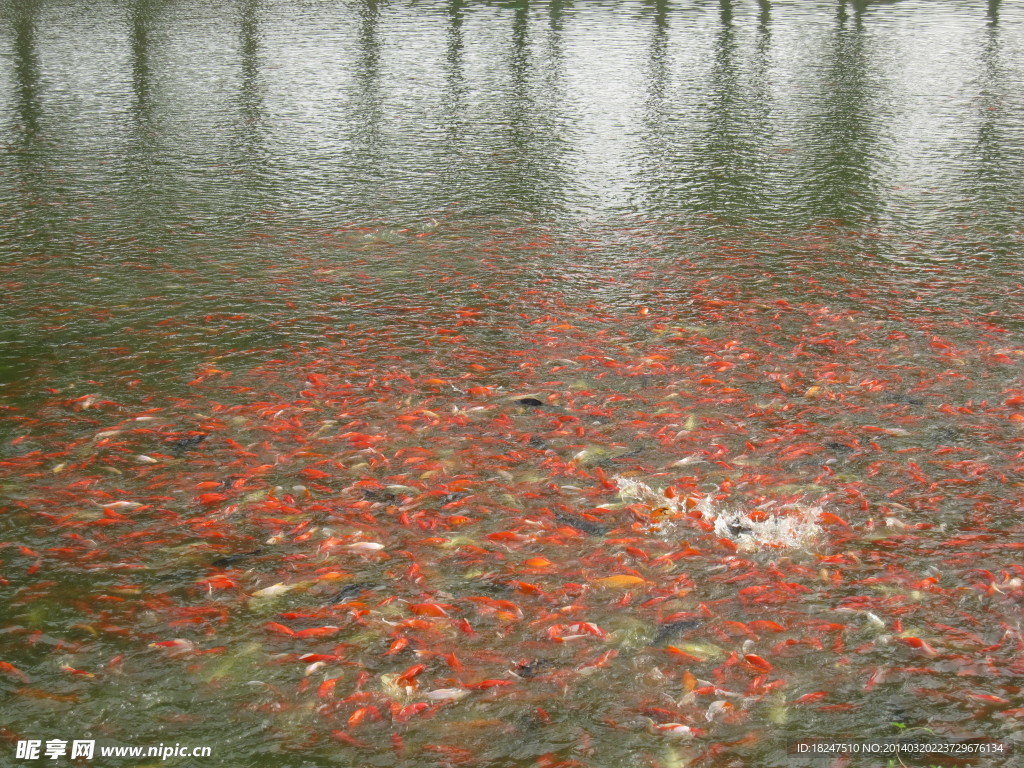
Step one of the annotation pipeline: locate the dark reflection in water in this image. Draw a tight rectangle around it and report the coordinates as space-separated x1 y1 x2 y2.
501 1 537 210
128 0 152 124
700 1 747 217
3 2 37 382
547 0 568 30
8 0 40 242
641 0 668 108
233 0 268 212
719 0 733 26
1 0 1018 232
237 0 263 134
126 0 159 226
849 0 903 17
969 0 1021 244
801 0 882 225
702 0 770 221
353 0 383 188
12 0 41 143
442 0 467 143
636 0 779 223
500 0 556 214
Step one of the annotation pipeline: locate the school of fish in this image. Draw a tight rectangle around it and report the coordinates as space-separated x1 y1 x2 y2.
1 219 1023 767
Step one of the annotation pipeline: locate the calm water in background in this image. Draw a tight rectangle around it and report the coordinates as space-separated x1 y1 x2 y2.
2 2 1024 766
1 0 1022 395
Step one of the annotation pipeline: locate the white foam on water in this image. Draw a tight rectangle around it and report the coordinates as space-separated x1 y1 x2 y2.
711 505 822 550
616 476 822 551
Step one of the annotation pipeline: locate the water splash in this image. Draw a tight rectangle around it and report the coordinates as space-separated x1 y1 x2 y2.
616 476 822 551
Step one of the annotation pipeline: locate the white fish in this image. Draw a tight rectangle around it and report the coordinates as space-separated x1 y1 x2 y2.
705 700 733 722
250 583 294 599
864 611 886 629
424 688 469 701
670 455 704 467
343 542 385 552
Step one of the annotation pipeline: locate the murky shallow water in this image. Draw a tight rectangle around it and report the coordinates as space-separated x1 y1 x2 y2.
2 1 1023 766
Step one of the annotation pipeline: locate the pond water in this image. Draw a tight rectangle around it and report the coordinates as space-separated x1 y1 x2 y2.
1 1 1023 766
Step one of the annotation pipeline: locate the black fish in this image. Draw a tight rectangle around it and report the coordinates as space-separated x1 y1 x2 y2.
211 549 263 568
513 658 553 679
361 488 399 504
825 442 856 455
653 619 705 646
325 582 376 604
726 523 752 537
169 433 208 455
552 510 608 536
516 397 545 407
